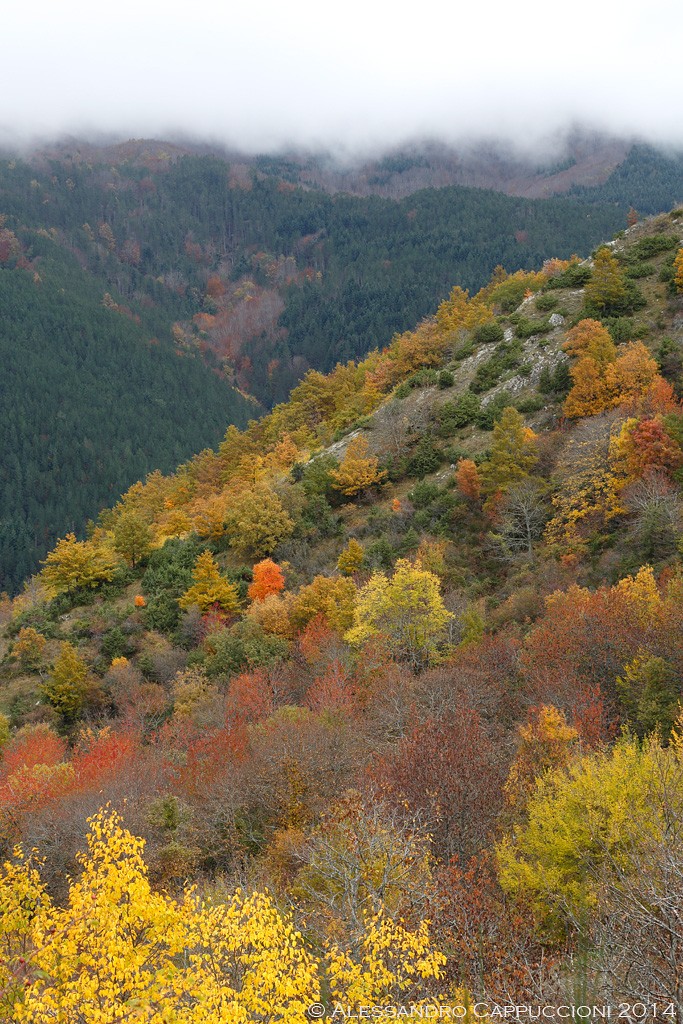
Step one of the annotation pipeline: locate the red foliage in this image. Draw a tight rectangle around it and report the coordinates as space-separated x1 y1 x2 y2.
433 852 558 1001
305 659 358 717
71 730 139 788
368 708 506 863
455 458 481 501
626 417 683 479
1 725 66 778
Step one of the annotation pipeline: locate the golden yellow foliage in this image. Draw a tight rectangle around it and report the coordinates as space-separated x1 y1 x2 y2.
40 533 119 597
330 436 387 499
178 551 240 614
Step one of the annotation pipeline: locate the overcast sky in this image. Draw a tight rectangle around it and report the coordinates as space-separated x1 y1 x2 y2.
2 0 681 156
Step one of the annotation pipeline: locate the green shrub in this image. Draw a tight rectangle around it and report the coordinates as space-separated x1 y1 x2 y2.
544 264 591 290
515 395 545 414
534 293 558 312
514 317 551 339
630 234 679 259
406 437 443 478
603 317 635 343
201 620 289 679
475 391 513 430
538 361 571 396
474 320 505 345
438 370 454 388
408 480 441 508
624 261 655 279
437 392 481 434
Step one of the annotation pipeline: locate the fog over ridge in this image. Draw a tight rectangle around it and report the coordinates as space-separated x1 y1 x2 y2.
1 0 681 157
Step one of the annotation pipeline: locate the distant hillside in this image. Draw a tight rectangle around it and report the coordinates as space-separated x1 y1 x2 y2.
2 137 683 588
0 224 256 594
2 147 629 411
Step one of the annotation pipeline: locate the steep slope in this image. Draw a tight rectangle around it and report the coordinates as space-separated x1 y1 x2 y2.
0 149 628 406
1 211 683 1006
0 224 256 593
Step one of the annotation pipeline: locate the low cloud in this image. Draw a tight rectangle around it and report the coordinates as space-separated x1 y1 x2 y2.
2 0 681 156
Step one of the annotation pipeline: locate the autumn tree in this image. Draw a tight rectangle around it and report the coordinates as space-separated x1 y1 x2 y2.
371 707 505 863
504 705 579 812
330 435 387 499
289 575 357 635
563 318 617 367
563 358 611 419
40 533 119 596
41 642 91 723
191 492 229 542
454 458 481 501
11 627 47 669
497 731 683 1011
112 508 153 567
346 558 452 669
325 912 447 1012
247 558 285 602
491 480 548 558
616 653 681 739
612 415 683 482
0 808 321 1022
293 791 434 941
482 407 538 494
178 551 240 613
674 247 683 293
585 246 627 312
337 538 364 576
224 486 294 556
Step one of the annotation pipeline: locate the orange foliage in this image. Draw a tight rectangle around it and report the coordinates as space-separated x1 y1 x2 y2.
248 559 286 602
454 458 481 501
1 725 66 777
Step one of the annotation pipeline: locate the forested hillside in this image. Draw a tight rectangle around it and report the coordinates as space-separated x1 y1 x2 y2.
0 144 649 590
1 150 630 406
1 209 682 1013
0 220 256 593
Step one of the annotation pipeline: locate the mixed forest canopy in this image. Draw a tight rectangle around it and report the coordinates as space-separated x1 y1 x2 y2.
2 139 683 588
1 203 683 1013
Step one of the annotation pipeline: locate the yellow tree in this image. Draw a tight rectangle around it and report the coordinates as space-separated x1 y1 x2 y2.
112 508 153 567
585 247 627 311
504 706 579 812
290 575 357 634
330 436 387 499
3 808 320 1023
482 407 538 493
41 641 91 722
11 627 47 669
224 486 294 557
326 913 447 1011
178 551 240 613
563 356 611 418
337 538 364 576
346 558 452 669
673 247 683 293
41 533 119 596
562 318 616 367
604 341 661 407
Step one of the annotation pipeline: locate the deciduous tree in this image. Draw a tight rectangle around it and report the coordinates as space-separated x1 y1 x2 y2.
330 436 387 499
346 558 452 669
178 551 240 614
